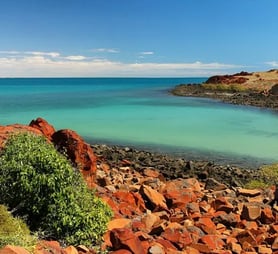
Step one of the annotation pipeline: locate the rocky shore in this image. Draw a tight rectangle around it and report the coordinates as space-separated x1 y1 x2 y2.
171 70 278 110
91 144 262 188
1 118 278 254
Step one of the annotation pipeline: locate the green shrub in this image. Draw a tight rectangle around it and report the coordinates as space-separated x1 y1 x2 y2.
0 204 37 250
245 163 278 189
0 132 112 246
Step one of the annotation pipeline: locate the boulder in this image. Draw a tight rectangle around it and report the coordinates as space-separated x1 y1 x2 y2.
52 129 97 188
29 117 55 141
139 185 168 211
110 228 145 254
0 245 30 254
270 84 278 95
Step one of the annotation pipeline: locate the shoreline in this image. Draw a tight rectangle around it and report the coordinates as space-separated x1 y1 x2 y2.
91 143 265 188
170 83 278 110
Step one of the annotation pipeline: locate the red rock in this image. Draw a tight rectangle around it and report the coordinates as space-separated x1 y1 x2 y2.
189 243 211 253
196 217 217 234
161 228 192 249
110 250 132 254
228 242 242 254
236 230 257 248
211 197 234 213
155 238 177 251
63 246 78 254
241 203 261 221
260 207 275 224
216 212 240 227
142 213 160 232
143 168 160 178
272 237 278 250
29 117 55 140
52 129 97 188
0 245 30 254
108 218 132 231
35 241 64 254
110 228 145 254
200 235 225 250
184 246 200 254
132 192 146 212
139 185 168 211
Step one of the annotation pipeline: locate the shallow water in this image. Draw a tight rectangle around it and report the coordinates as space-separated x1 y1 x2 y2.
1 78 278 167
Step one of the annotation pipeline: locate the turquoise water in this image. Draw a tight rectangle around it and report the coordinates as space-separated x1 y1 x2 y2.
1 78 278 167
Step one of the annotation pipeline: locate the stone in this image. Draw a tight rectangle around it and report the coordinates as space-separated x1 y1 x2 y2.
0 246 30 254
237 188 261 197
161 228 192 249
258 245 272 254
64 246 78 254
142 213 160 232
210 197 234 213
196 217 217 234
241 203 261 221
228 242 242 254
109 250 132 254
108 218 132 231
237 230 257 247
155 238 177 251
270 84 278 95
35 241 63 254
148 244 165 254
29 117 55 140
52 129 97 188
139 185 168 211
200 235 225 250
110 228 145 254
260 207 275 224
205 178 227 191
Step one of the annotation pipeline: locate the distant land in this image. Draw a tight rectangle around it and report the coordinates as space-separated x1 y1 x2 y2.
171 69 278 109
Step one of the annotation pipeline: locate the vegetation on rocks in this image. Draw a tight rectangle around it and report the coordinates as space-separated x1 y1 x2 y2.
245 163 278 189
0 204 37 250
0 132 112 246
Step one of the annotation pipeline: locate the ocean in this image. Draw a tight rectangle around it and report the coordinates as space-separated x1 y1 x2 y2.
1 77 278 168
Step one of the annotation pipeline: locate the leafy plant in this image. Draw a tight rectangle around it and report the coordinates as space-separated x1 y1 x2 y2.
0 132 112 246
245 163 278 189
0 204 37 250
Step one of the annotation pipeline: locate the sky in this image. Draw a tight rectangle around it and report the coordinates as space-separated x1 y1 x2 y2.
0 0 278 77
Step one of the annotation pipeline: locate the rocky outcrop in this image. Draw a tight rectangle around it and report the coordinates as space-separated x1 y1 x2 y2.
52 129 97 188
0 118 98 188
205 74 249 85
29 117 55 140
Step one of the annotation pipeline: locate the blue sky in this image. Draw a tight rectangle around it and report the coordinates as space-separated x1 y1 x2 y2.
0 0 278 77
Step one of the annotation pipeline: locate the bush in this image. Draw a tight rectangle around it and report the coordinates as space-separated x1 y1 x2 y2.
0 204 37 250
245 163 278 189
0 132 112 246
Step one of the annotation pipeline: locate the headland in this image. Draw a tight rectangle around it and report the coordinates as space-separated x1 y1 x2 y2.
171 69 278 110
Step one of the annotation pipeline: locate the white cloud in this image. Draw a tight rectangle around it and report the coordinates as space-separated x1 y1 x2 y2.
25 51 60 58
64 55 86 61
0 53 244 77
140 51 154 55
265 61 278 67
91 48 119 53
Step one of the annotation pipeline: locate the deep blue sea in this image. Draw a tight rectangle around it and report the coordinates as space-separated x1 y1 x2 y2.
1 77 278 167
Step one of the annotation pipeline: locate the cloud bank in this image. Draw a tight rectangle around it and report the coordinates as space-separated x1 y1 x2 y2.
0 50 244 77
